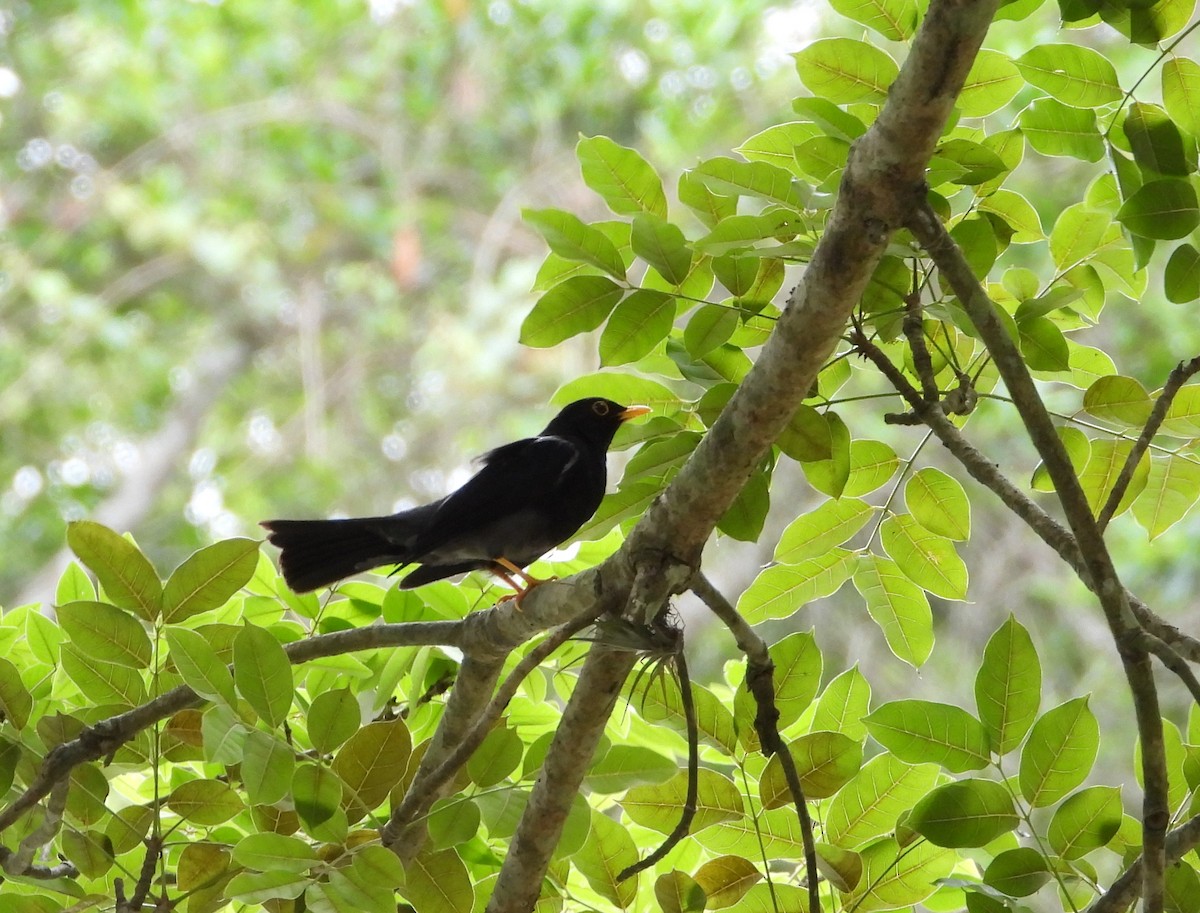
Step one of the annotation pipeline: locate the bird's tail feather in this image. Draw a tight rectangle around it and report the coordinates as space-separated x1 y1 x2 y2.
260 517 410 592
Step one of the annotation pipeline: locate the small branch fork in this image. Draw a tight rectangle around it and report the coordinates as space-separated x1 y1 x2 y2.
851 198 1200 913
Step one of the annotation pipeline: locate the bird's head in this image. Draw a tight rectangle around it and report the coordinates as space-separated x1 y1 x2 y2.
542 397 651 449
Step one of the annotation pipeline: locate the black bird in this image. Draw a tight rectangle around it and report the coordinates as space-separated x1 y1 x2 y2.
261 397 650 598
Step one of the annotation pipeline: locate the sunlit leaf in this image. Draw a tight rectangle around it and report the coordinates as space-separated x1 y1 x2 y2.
66 521 161 621
852 554 934 668
794 38 899 104
520 276 624 347
599 289 675 366
1117 178 1200 240
909 779 1018 847
865 699 991 772
524 208 627 279
1019 696 1099 807
1047 785 1122 859
578 134 667 217
959 49 1023 116
1015 44 1122 108
162 538 259 623
975 615 1041 755
233 623 293 728
1019 97 1104 161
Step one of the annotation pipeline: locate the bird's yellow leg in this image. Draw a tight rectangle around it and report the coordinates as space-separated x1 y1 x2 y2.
491 558 558 609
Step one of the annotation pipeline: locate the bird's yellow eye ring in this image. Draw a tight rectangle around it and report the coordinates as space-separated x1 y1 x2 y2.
592 401 610 416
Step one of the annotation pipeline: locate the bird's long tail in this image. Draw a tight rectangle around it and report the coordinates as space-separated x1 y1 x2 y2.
260 517 410 593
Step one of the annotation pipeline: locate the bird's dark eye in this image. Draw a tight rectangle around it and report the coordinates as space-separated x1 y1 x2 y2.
592 401 610 416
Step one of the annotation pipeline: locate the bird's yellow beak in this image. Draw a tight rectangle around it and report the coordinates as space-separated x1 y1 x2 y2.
618 405 652 422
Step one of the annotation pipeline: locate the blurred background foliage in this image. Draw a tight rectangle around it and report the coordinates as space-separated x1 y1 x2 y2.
2 0 1197 773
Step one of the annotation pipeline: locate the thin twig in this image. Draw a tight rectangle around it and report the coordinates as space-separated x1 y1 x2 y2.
1097 355 1200 532
691 571 820 913
617 650 698 881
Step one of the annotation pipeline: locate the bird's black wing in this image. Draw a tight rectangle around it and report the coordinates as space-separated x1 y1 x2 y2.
407 434 584 559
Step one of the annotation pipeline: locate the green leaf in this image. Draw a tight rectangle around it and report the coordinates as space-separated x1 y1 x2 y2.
1125 102 1196 177
761 732 863 805
577 134 667 217
56 560 96 604
978 189 1044 242
983 847 1052 897
1015 44 1122 108
307 687 361 754
162 538 259 623
678 169 737 228
717 469 771 542
794 38 899 104
633 677 737 754
975 615 1041 756
1117 178 1200 240
62 644 147 708
693 855 762 908
791 96 867 141
801 412 853 498
1083 375 1153 425
865 700 991 772
524 208 627 279
1019 315 1070 371
466 725 523 788
1019 98 1104 162
332 719 412 820
736 549 856 623
794 136 852 184
426 797 481 851
626 769 744 833
937 139 1010 185
1163 58 1200 139
655 870 706 913
166 625 235 706
736 122 820 173
233 623 293 728
631 214 692 285
880 514 968 601
242 729 295 806
398 848 475 913
829 0 919 40
520 275 623 347
66 521 162 621
845 837 955 911
691 156 804 208
843 439 900 496
585 745 676 794
777 403 834 463
1050 202 1111 270
1047 785 1122 859
1165 243 1200 304
775 498 873 563
694 211 798 255
829 758 933 854
1019 696 1099 807
167 778 244 825
909 779 1018 848
0 657 33 729
959 50 1023 117
227 869 310 905
599 289 675 366
233 833 318 873
905 468 971 540
771 630 824 728
853 554 934 669
1078 439 1150 517
57 601 152 669
683 304 738 358
292 761 342 830
1133 453 1200 540
814 666 872 741
576 809 639 907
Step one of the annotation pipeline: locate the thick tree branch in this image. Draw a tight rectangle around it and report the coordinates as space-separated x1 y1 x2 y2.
381 609 600 850
479 3 1000 908
907 202 1168 910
